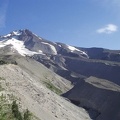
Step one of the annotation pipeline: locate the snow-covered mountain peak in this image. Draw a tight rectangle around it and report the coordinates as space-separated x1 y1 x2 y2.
0 29 89 58
0 29 58 56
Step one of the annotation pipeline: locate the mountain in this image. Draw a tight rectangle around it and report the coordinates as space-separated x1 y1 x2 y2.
0 55 91 120
0 29 120 120
0 29 88 57
0 29 91 120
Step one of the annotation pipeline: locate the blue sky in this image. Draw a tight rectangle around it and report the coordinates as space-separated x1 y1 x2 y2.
0 0 120 49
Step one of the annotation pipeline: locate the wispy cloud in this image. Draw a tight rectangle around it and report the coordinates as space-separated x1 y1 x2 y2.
108 0 120 7
92 0 120 16
96 24 118 34
0 0 9 28
93 0 120 7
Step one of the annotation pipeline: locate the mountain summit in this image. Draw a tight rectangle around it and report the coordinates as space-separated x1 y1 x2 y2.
0 29 88 58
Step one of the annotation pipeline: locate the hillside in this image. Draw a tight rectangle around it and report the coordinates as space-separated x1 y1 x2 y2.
0 56 91 120
0 29 120 120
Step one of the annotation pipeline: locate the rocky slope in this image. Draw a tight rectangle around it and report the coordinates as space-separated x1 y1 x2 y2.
0 56 91 120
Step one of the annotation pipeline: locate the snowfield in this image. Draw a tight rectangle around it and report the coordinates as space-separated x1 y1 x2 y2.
0 38 43 56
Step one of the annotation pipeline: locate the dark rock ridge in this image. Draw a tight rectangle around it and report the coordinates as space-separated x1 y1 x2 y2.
64 56 120 85
80 47 120 62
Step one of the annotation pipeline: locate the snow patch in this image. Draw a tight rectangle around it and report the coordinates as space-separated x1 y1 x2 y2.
2 30 22 38
0 38 43 56
41 42 57 55
67 45 80 52
58 44 62 47
4 34 11 38
12 30 22 36
67 45 89 57
38 50 43 53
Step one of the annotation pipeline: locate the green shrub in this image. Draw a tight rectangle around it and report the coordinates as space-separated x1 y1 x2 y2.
0 84 4 91
0 77 5 80
0 95 15 120
12 100 23 120
0 94 34 120
43 81 62 95
24 109 31 120
0 60 7 65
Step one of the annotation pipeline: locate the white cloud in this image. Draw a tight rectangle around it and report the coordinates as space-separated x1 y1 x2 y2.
96 24 118 34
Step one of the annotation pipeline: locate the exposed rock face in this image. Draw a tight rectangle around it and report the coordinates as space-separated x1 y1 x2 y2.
63 77 120 120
